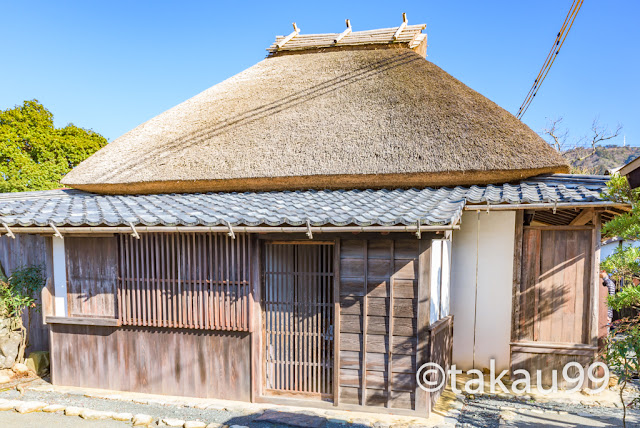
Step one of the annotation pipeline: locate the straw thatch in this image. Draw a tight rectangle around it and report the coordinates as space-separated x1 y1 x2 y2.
62 43 569 195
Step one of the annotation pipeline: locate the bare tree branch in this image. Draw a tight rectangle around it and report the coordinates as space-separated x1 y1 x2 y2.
575 118 623 162
542 117 569 152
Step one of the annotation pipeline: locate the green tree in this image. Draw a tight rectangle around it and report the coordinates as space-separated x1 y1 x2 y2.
601 173 640 426
0 100 106 192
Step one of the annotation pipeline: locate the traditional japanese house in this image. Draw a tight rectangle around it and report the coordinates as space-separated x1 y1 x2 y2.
0 19 629 417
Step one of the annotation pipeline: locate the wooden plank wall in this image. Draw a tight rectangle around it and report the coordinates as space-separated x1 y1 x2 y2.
511 350 594 389
518 227 592 344
0 234 52 352
66 237 118 318
512 224 597 388
427 315 453 413
338 238 421 411
50 324 251 401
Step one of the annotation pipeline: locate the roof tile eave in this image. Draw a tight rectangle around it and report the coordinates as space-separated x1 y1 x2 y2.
0 174 610 229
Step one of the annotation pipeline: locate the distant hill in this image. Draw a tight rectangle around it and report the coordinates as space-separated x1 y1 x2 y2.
562 145 640 175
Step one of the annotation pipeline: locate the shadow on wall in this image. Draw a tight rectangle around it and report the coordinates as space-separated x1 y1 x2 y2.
518 252 589 344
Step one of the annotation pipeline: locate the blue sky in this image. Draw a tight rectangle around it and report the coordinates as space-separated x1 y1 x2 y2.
1 1 638 148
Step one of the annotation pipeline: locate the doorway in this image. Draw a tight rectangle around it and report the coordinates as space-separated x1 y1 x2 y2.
263 242 334 400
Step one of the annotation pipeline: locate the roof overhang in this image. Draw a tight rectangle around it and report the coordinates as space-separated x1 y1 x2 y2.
0 174 623 237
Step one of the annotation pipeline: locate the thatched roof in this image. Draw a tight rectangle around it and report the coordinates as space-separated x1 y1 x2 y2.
62 24 568 195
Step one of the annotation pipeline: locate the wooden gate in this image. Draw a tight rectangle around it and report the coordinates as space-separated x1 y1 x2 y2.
263 242 334 400
511 224 598 388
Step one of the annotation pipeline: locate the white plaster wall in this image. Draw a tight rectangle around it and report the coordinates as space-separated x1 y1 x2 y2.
601 239 640 261
52 238 67 317
441 239 451 318
450 211 515 372
430 240 442 325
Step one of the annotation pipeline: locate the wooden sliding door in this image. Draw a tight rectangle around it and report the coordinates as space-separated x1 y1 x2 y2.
263 242 335 400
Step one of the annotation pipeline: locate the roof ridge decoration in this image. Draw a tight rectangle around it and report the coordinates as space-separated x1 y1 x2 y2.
267 13 427 55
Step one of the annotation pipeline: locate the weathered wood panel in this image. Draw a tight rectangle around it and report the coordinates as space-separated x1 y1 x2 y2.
511 347 595 389
339 238 422 411
66 237 118 318
0 234 52 352
513 225 596 387
50 324 251 401
118 233 252 331
518 228 592 344
427 315 453 413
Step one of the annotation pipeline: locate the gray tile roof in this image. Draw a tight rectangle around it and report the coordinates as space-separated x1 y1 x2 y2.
0 175 609 228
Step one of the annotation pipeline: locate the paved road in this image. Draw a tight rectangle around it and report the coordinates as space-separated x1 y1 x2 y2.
0 411 131 428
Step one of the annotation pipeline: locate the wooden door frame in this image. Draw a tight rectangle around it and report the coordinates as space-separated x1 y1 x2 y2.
256 239 337 401
509 212 602 377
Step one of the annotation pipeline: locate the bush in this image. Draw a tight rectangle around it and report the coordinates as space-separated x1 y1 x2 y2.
0 266 44 363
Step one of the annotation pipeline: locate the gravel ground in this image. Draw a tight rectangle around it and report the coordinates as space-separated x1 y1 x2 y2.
1 384 639 427
457 393 640 427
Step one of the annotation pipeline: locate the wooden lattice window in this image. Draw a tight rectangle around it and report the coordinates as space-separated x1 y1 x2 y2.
117 233 252 331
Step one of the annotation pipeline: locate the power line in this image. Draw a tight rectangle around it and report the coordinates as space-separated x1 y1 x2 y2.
516 0 584 120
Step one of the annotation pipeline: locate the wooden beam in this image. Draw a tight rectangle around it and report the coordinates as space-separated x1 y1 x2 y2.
275 22 300 50
45 316 120 326
2 223 15 239
393 13 408 41
250 236 262 402
569 208 594 226
415 239 431 416
334 19 352 43
333 238 341 406
589 212 602 347
360 240 368 406
510 341 597 351
386 240 395 408
510 210 524 348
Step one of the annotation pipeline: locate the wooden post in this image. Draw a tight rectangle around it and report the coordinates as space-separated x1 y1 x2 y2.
589 212 602 346
250 236 262 402
333 238 341 406
52 237 67 317
509 210 524 374
386 240 395 408
361 240 368 406
415 239 432 415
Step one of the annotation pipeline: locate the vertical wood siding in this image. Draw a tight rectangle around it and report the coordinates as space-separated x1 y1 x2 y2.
66 237 118 318
512 225 596 388
427 315 453 413
338 238 421 411
0 234 52 352
117 233 252 331
518 228 592 344
50 324 251 400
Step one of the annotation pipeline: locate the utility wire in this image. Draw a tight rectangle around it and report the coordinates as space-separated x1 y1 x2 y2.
516 0 583 120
